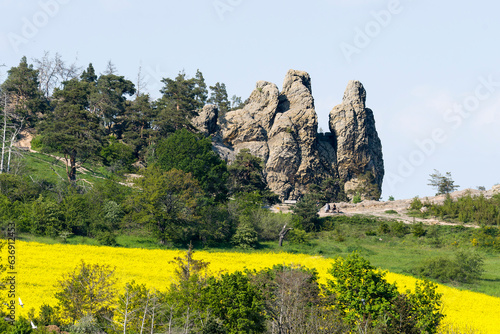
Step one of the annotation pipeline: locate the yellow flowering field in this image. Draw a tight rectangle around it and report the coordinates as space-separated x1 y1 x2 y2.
3 241 500 333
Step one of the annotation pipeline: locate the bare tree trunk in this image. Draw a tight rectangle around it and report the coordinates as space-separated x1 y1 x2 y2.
279 224 292 247
0 96 7 173
6 119 22 173
139 292 150 334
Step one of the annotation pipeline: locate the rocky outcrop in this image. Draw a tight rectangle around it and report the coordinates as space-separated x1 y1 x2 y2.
329 80 384 198
192 104 219 136
199 70 384 201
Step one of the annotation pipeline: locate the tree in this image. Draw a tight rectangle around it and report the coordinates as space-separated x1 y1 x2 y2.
208 82 230 115
326 253 444 333
228 149 266 195
201 272 265 334
326 253 399 327
122 93 156 160
230 95 244 110
428 169 459 195
33 51 81 98
54 261 117 324
132 166 203 244
156 129 228 202
154 70 207 134
293 193 321 232
89 73 135 136
0 92 24 174
80 63 97 83
1 56 47 126
38 78 103 182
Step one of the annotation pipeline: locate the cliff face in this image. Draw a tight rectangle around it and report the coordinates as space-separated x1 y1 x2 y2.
199 70 384 200
329 80 384 198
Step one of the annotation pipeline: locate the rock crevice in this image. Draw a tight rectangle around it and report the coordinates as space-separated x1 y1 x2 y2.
199 70 384 200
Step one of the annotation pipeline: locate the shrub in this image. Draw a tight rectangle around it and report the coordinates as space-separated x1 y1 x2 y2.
352 193 362 204
231 224 259 249
412 222 427 237
378 222 390 234
391 221 409 237
412 251 484 284
288 228 309 244
410 197 423 211
385 210 398 214
388 195 395 201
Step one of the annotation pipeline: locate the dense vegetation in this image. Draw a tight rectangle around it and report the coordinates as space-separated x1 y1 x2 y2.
1 55 499 333
0 248 445 334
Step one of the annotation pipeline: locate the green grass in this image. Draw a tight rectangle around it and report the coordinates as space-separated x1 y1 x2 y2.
21 151 124 186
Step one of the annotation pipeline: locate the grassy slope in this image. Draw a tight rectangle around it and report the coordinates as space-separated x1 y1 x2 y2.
15 152 500 297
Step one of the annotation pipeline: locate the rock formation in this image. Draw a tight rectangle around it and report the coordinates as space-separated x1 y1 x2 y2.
329 80 384 198
197 70 384 201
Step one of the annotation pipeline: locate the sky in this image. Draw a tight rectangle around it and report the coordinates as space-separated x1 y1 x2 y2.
0 0 499 200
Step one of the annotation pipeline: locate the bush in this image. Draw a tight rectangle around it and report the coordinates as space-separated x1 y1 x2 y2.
378 222 390 234
391 221 409 237
231 224 259 249
412 251 484 284
30 135 44 151
412 222 427 237
352 193 362 204
95 231 117 246
410 197 423 211
288 228 309 244
388 195 395 201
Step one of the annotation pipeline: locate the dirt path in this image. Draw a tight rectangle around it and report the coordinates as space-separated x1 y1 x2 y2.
319 185 500 228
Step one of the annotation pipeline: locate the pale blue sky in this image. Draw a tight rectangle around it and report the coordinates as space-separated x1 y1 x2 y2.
1 0 499 200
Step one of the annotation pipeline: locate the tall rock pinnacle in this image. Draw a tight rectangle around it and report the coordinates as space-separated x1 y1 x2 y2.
329 80 384 198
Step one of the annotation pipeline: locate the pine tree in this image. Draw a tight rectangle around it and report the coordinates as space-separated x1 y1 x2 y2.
208 82 230 115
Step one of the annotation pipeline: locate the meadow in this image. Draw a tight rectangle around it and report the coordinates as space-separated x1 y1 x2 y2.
3 241 500 333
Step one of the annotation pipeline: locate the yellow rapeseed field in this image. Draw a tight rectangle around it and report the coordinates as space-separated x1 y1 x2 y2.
2 241 499 333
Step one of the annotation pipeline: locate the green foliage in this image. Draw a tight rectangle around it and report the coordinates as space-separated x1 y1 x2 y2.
156 129 228 201
155 70 207 134
472 226 500 251
411 193 500 226
69 315 103 334
352 193 362 204
208 82 230 115
308 178 347 204
378 222 390 234
412 222 427 237
327 253 444 333
228 149 277 204
384 210 398 214
288 228 309 244
54 261 117 324
30 135 44 151
391 221 409 237
326 253 399 326
131 166 204 244
293 193 321 232
413 251 484 284
99 137 135 173
231 223 259 249
38 78 103 182
6 317 33 334
2 56 47 126
95 231 117 246
410 196 423 211
201 271 265 334
388 195 395 201
428 169 459 195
